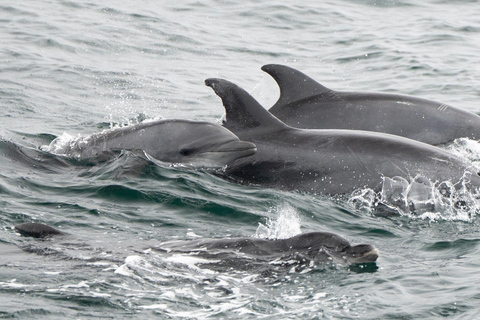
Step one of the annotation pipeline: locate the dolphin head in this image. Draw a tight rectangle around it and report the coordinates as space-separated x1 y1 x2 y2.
290 232 379 266
338 243 379 264
143 120 257 168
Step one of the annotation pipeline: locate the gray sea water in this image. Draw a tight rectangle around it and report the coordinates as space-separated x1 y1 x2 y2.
2 0 480 319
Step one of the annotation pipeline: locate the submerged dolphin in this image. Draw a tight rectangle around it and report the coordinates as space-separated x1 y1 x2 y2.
263 64 480 145
205 78 480 195
48 120 257 168
15 222 66 238
156 231 379 266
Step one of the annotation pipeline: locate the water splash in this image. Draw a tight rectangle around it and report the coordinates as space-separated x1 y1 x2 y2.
40 132 92 157
348 138 480 222
444 137 480 165
41 114 162 157
349 175 480 222
255 203 302 239
106 112 161 129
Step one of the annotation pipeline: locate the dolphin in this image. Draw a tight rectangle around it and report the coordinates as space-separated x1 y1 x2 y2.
262 64 480 145
205 78 480 195
15 222 66 238
156 231 379 266
14 223 378 268
48 119 257 168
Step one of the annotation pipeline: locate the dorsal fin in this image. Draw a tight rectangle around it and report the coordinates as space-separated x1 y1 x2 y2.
261 64 337 110
205 78 288 132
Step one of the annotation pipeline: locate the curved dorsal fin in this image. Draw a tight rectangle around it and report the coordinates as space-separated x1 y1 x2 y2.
205 78 287 132
261 64 336 110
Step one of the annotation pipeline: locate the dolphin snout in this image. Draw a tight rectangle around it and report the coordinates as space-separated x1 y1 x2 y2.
344 244 379 263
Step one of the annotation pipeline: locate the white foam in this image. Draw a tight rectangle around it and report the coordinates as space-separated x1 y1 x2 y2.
138 304 168 310
61 281 90 289
114 255 146 277
164 254 218 274
90 291 111 298
0 279 31 289
186 230 202 238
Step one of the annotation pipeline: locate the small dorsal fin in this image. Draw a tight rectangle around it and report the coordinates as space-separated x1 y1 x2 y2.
261 64 336 110
205 78 287 132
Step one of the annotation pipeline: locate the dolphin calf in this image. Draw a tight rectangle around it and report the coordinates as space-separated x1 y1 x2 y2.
205 78 480 195
262 64 480 145
48 120 256 168
157 231 379 266
14 223 378 269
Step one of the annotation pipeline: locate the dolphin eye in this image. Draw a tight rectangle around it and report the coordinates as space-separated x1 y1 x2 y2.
179 148 193 156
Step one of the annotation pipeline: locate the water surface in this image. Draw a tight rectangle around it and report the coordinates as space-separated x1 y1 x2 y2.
2 0 480 318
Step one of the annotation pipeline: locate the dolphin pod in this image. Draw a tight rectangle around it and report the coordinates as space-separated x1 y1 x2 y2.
48 119 256 169
205 77 480 195
263 64 480 145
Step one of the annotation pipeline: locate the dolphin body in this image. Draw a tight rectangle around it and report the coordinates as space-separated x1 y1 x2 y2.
262 64 480 145
157 231 379 266
48 119 257 169
205 78 480 196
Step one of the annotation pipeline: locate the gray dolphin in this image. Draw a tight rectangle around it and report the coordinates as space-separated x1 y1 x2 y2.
157 231 379 266
15 222 66 238
49 119 257 168
263 64 480 145
205 78 480 195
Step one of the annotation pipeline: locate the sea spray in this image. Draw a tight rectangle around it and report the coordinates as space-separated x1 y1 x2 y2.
444 137 480 165
255 203 302 239
348 174 480 222
41 114 162 155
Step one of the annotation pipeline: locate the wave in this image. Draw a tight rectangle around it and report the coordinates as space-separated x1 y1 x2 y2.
6 134 480 223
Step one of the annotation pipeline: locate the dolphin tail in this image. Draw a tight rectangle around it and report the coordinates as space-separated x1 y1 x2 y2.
205 78 287 132
261 64 338 111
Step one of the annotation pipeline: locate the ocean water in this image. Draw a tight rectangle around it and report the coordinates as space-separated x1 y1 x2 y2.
2 0 480 319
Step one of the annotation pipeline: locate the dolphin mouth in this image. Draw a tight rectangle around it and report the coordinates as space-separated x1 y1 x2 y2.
193 140 256 168
212 140 257 156
349 247 379 264
358 247 380 263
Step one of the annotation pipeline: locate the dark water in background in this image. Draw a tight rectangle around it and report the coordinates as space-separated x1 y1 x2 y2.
2 0 480 318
